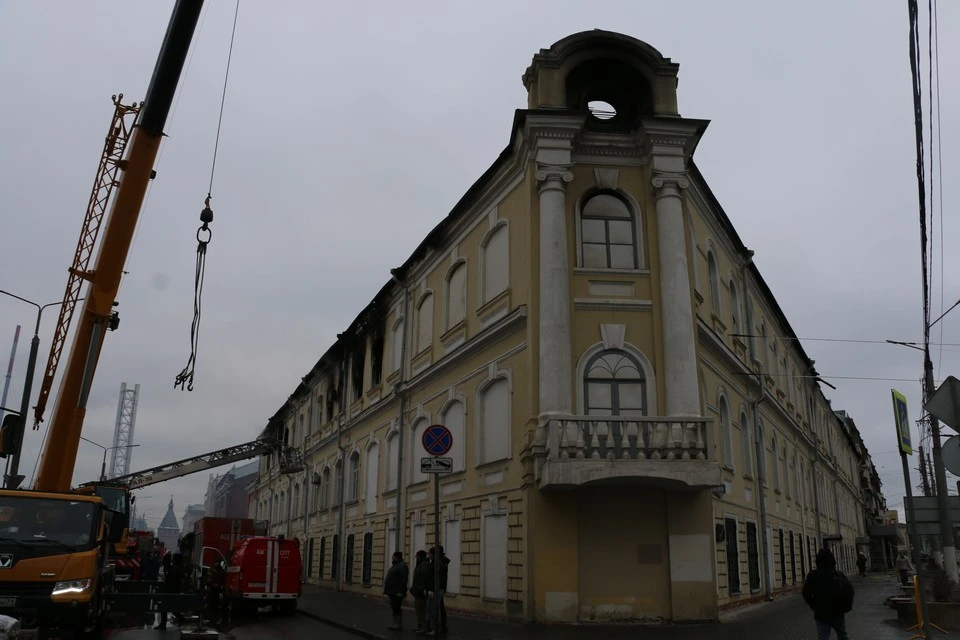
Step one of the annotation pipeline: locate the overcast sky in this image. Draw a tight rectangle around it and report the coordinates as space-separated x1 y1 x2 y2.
0 1 956 529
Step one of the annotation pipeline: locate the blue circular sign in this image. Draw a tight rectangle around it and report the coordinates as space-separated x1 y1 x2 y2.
422 424 453 456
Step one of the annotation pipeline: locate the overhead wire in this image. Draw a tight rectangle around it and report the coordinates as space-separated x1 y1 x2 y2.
933 0 945 381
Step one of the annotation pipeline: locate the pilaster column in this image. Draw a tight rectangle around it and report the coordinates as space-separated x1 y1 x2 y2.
652 171 700 416
536 163 574 418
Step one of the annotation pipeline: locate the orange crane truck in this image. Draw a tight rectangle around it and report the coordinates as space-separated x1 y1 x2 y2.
0 0 204 635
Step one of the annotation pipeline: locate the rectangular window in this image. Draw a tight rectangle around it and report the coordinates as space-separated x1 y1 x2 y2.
481 514 508 601
778 529 786 588
724 518 741 595
319 537 327 579
345 534 355 583
746 522 761 592
331 535 340 580
362 532 374 586
444 519 461 595
790 532 797 584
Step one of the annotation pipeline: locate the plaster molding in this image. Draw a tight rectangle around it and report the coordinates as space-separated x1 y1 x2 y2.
600 324 626 350
651 171 690 192
536 163 574 194
593 168 620 189
573 298 653 312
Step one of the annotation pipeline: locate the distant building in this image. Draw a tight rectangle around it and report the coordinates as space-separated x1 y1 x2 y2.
181 504 206 537
157 498 180 552
204 460 259 519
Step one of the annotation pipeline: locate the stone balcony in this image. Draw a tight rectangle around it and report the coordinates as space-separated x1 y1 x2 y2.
535 415 722 491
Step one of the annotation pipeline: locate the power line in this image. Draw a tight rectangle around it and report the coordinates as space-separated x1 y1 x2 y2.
730 333 960 348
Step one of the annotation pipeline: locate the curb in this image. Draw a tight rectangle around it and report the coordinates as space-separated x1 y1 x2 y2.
297 609 390 640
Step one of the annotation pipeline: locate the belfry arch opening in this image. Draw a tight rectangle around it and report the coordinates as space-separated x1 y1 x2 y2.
565 57 654 130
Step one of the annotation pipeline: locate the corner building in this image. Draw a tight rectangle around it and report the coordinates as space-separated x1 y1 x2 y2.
252 30 880 623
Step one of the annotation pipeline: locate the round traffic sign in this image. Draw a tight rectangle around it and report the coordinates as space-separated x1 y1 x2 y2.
422 424 453 456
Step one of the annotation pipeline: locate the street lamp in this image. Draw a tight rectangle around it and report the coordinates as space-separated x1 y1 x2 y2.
80 436 141 481
0 288 79 490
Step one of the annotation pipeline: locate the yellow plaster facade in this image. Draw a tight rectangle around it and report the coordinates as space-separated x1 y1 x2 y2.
252 30 879 624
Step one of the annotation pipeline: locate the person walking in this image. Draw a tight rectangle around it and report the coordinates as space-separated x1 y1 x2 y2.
896 551 915 586
384 551 409 630
410 550 430 633
856 551 867 578
156 553 186 630
802 547 855 640
419 546 450 636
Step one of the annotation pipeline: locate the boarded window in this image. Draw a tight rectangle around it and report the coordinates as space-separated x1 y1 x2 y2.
446 263 467 328
391 320 404 372
331 535 340 580
790 532 797 584
411 420 429 484
441 400 466 472
482 224 509 302
444 519 461 595
479 379 510 464
386 433 399 491
416 293 433 353
319 537 326 579
482 514 508 600
364 443 379 514
308 538 316 578
779 529 786 588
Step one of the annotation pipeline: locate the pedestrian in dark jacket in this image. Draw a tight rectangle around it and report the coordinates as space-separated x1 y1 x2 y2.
802 548 854 640
156 553 185 630
410 550 430 632
384 551 409 630
419 546 450 635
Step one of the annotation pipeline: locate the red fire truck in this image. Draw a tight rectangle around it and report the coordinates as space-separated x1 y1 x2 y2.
191 517 256 573
225 535 302 615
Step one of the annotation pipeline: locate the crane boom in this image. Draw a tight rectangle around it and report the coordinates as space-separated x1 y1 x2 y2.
82 438 277 491
34 0 204 493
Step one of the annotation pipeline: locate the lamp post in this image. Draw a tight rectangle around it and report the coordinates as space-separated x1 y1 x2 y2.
80 436 140 481
0 289 78 490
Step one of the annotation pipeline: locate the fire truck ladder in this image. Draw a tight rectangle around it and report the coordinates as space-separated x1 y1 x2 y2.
33 95 142 428
81 437 278 490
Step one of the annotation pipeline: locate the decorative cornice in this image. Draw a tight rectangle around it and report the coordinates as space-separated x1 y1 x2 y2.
573 297 653 312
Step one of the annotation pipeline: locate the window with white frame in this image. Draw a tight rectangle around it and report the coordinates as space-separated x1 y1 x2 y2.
583 349 646 416
481 224 509 303
707 251 721 314
441 400 466 472
719 395 733 468
411 419 429 484
479 378 510 464
349 452 361 501
416 293 433 354
580 192 639 270
445 263 467 329
391 319 404 372
364 443 379 514
740 410 753 477
386 431 399 490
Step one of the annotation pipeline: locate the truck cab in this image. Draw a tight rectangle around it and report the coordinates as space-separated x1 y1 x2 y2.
225 535 302 615
0 490 125 633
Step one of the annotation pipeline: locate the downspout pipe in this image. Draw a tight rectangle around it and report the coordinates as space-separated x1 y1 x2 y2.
741 251 774 601
390 269 410 556
336 417 346 592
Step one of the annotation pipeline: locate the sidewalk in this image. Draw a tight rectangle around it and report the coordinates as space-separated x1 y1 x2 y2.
297 574 913 640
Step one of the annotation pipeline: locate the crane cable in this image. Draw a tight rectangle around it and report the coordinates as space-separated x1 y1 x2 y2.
175 0 240 392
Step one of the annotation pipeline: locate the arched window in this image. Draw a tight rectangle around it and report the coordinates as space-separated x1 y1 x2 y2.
411 419 429 484
445 263 467 329
771 434 780 492
391 319 404 373
386 431 399 490
729 279 741 333
440 400 466 472
348 452 361 501
364 443 379 513
719 395 733 468
740 410 753 477
479 378 510 464
707 251 721 314
757 421 766 484
320 468 330 510
480 223 509 303
334 460 343 506
580 192 638 270
416 293 433 354
293 484 301 518
279 491 286 520
584 349 646 416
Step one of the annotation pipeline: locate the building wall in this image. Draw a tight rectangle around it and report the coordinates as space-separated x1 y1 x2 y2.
252 29 881 624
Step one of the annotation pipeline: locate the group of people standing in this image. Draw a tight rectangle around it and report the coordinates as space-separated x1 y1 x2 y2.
383 546 450 635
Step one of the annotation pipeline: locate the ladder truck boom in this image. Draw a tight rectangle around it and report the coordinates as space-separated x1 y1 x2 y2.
84 438 277 491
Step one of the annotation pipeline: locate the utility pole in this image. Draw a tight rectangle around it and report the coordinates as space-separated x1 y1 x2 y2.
925 349 958 582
